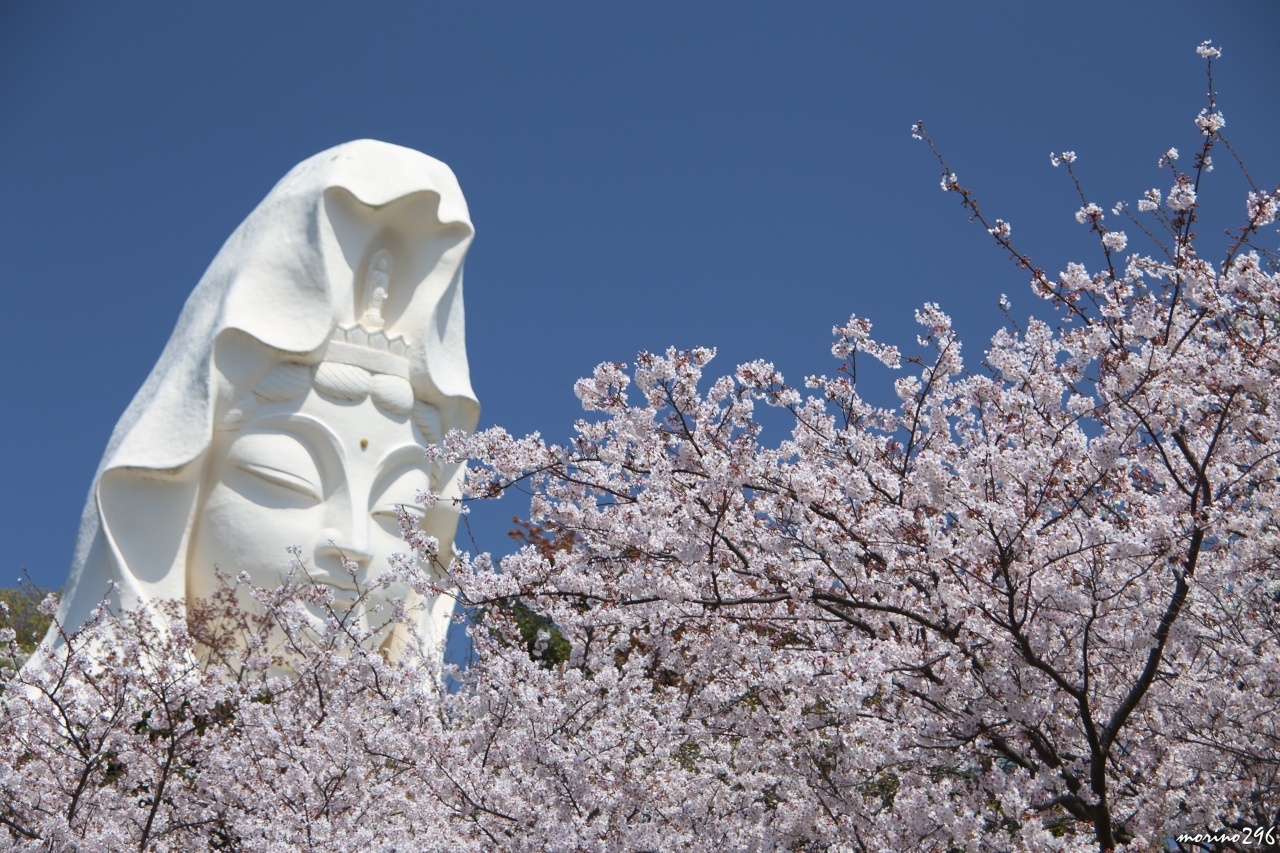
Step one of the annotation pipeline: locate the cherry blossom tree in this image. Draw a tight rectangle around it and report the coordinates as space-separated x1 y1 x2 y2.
0 567 470 851
437 40 1280 852
2 40 1277 853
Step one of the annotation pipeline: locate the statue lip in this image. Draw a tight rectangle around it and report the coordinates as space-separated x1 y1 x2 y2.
306 570 360 596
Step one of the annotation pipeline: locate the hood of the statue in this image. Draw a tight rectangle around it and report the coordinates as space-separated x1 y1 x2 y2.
110 138 478 475
54 139 480 635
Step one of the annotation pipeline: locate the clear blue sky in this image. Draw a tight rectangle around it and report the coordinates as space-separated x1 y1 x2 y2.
3 1 1278 596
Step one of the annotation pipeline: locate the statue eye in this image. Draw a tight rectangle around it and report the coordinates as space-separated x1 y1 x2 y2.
225 432 323 502
372 467 431 522
373 503 426 522
235 462 322 501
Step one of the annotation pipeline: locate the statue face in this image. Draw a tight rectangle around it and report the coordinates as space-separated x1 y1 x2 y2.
189 382 431 641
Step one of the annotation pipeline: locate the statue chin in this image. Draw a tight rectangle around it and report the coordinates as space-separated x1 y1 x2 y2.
189 386 434 649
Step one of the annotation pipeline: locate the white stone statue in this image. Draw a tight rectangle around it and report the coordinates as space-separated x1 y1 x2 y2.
51 140 479 657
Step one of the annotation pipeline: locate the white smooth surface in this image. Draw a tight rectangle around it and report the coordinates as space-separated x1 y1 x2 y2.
191 387 450 651
51 140 479 656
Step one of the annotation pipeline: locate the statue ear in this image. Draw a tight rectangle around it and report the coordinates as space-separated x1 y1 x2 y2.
97 463 202 605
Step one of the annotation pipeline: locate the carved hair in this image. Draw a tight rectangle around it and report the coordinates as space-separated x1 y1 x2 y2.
253 363 312 402
218 361 442 446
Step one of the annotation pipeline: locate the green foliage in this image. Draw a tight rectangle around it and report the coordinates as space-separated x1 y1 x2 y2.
675 739 701 772
509 599 572 666
0 583 54 654
476 598 573 667
858 771 900 810
476 517 576 667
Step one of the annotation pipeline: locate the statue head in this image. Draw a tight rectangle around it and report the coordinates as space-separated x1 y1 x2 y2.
54 140 479 655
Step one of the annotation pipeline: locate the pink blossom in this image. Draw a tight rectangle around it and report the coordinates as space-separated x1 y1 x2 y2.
3 38 1275 853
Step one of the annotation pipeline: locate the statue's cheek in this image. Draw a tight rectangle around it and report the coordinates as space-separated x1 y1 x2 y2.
188 481 327 597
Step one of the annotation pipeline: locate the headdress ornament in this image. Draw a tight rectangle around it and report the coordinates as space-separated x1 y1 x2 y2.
324 248 411 380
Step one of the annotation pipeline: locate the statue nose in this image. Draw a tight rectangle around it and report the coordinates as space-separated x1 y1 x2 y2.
312 493 378 587
316 529 374 572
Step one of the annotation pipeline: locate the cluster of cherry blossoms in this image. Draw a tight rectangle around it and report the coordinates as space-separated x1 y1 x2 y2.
0 567 471 851
3 40 1278 853
440 41 1280 852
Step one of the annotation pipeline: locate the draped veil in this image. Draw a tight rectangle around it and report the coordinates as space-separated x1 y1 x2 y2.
54 140 480 640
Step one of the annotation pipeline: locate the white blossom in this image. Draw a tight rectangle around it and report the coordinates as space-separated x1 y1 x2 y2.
36 592 58 617
1102 230 1128 252
1196 108 1225 134
1247 190 1278 226
1075 202 1103 224
1167 179 1198 211
1197 40 1222 59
